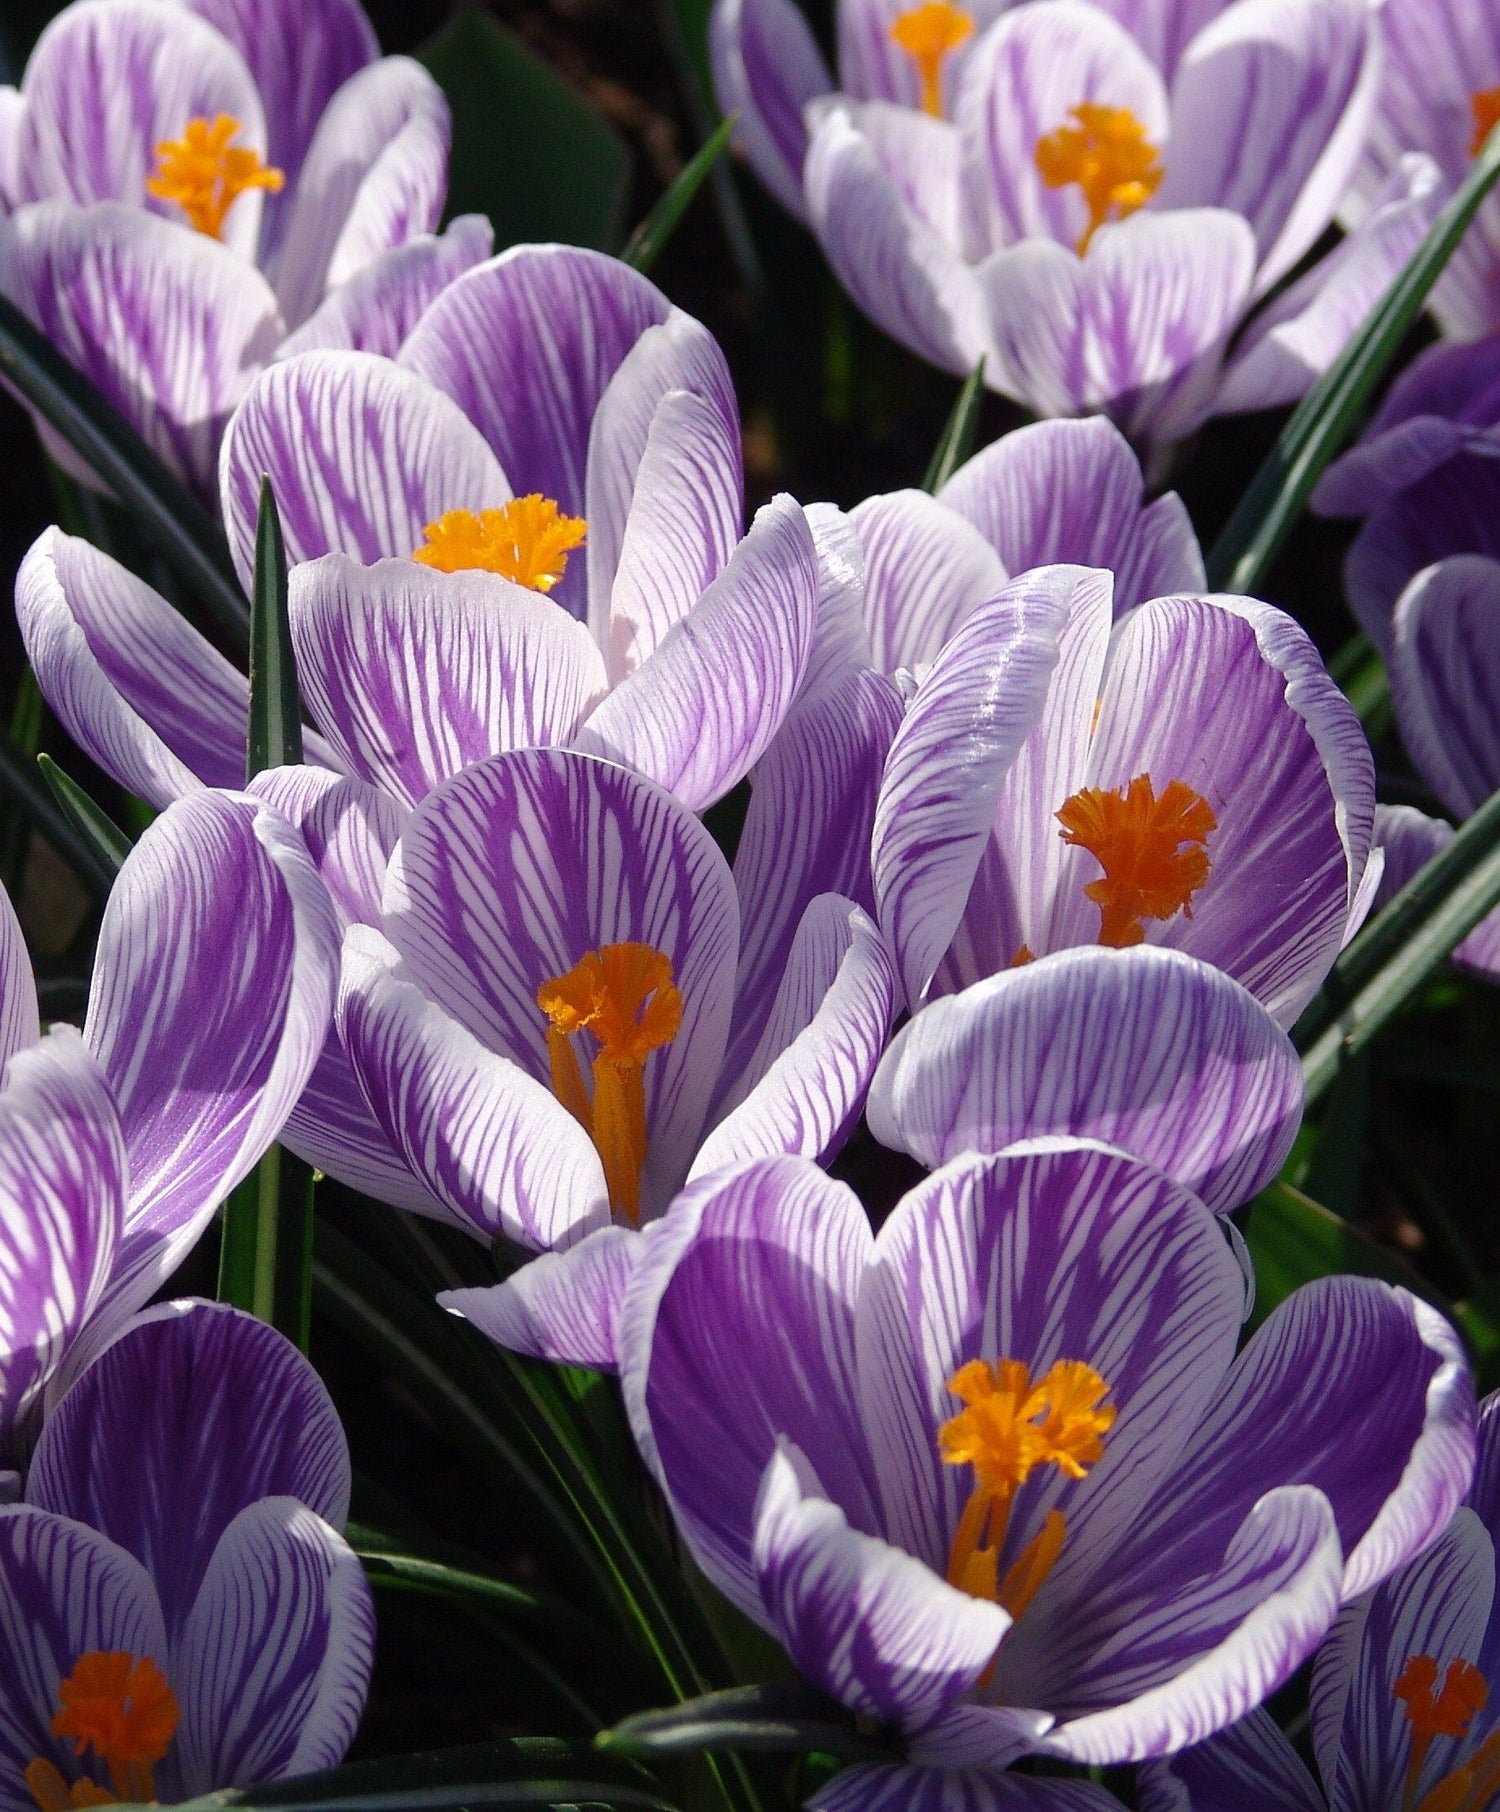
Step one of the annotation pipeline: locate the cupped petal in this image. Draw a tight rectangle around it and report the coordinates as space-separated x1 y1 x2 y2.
1 200 283 497
337 924 609 1247
1086 594 1375 1026
873 565 1107 1010
0 1504 167 1810
804 105 988 378
277 216 494 360
244 766 405 931
937 417 1205 616
697 896 897 1172
1389 555 1500 819
869 944 1302 1215
709 0 831 218
754 1444 1009 1732
175 1498 373 1792
220 350 511 582
271 57 449 328
0 1030 123 1452
441 1225 639 1372
1088 0 1234 81
1157 0 1379 292
1368 804 1500 986
289 553 607 807
384 750 739 1216
851 490 1006 673
955 0 1169 256
82 792 339 1329
1037 1485 1343 1764
574 493 819 811
17 527 249 806
1138 1708 1325 1812
0 880 38 1074
400 245 673 529
29 1298 351 1642
618 1156 880 1620
811 1770 1120 1812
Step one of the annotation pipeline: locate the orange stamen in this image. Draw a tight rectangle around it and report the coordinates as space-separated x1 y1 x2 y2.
412 499 587 593
1035 103 1163 253
1056 773 1217 948
146 114 283 239
889 2 974 117
1472 89 1500 157
26 1652 178 1810
1396 1656 1496 1812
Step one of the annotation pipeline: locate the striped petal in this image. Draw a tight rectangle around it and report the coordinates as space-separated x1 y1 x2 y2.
869 944 1302 1215
1368 804 1500 985
811 1770 1121 1812
574 494 820 812
271 57 449 328
1139 1709 1325 1812
219 350 511 582
29 1299 351 1644
851 490 1007 673
175 1499 373 1792
383 750 738 1219
0 884 38 1073
441 1225 639 1372
289 554 607 807
1389 555 1500 820
82 792 339 1332
709 0 831 217
937 418 1205 616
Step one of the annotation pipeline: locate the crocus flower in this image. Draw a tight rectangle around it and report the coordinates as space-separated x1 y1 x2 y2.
0 0 475 496
0 1297 373 1807
712 0 1438 451
0 788 337 1461
334 745 897 1371
870 562 1378 1029
617 1142 1473 1805
1141 1388 1500 1812
1361 803 1500 988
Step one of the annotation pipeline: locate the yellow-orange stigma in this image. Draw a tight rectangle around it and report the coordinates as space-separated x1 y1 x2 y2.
1056 773 1217 948
146 114 283 239
25 1651 179 1811
1473 89 1500 157
537 943 683 1226
889 1 974 118
412 499 588 593
938 1358 1113 1622
1035 103 1163 253
1395 1655 1500 1812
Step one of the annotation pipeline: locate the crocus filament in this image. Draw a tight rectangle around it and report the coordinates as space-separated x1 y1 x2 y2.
1394 1655 1500 1812
939 1358 1114 1620
412 499 588 592
889 1 974 117
146 114 283 238
1056 773 1216 948
25 1651 179 1810
1035 103 1163 253
537 943 683 1225
1473 89 1500 157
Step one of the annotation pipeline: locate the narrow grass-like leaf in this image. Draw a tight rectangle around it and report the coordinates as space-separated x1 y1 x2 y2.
1206 127 1500 596
246 477 302 777
622 116 738 274
217 1147 316 1351
600 1686 893 1764
0 292 248 646
36 752 130 880
921 359 987 493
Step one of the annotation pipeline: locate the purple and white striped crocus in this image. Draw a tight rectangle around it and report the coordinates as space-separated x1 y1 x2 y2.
712 0 1438 451
1141 1389 1500 1812
872 563 1379 1030
335 746 897 1372
0 0 473 496
0 789 337 1463
618 1143 1474 1806
0 1298 373 1809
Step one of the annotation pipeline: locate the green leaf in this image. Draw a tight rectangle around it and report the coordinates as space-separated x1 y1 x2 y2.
0 292 248 646
35 752 131 882
622 115 738 274
1206 124 1500 596
169 1737 677 1812
599 1686 893 1765
418 10 631 252
921 359 987 493
246 477 303 778
217 1147 316 1352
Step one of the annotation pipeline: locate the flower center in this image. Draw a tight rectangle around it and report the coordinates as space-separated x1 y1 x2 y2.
537 943 683 1226
146 114 283 239
1055 773 1217 948
1035 103 1163 253
412 499 588 592
889 1 974 118
1472 89 1500 157
25 1652 179 1810
939 1357 1114 1621
1395 1655 1499 1812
